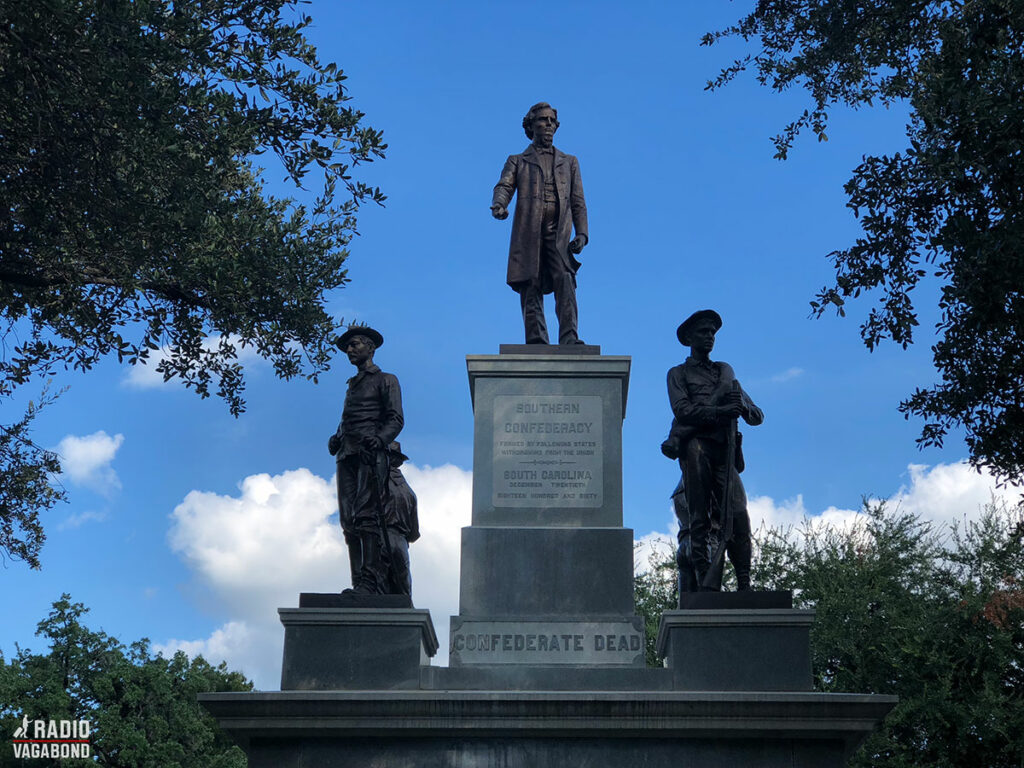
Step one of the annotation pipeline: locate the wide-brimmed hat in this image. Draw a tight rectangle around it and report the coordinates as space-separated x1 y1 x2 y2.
387 441 409 464
676 310 722 345
336 325 384 350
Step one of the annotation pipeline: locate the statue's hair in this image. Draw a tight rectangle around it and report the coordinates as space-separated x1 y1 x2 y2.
522 102 559 139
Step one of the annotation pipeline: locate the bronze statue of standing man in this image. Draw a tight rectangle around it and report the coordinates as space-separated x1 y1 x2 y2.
666 310 763 592
491 102 589 345
327 326 408 595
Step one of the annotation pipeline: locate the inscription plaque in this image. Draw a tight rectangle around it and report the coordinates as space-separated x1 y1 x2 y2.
492 395 603 508
449 619 644 666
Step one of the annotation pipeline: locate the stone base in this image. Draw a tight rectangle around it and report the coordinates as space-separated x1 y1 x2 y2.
279 607 437 691
678 590 792 610
422 664 673 691
459 526 635 615
657 609 814 691
199 690 897 768
299 592 412 609
498 343 602 355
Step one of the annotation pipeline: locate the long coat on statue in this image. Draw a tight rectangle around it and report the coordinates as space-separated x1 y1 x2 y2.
492 144 589 293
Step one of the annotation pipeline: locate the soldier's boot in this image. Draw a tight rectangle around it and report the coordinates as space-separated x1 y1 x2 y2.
387 530 412 596
675 538 698 596
692 548 721 591
345 535 361 590
677 569 696 597
353 533 389 593
728 537 753 592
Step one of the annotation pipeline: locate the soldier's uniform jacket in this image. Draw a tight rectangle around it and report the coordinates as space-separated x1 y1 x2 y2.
334 364 404 459
667 358 763 447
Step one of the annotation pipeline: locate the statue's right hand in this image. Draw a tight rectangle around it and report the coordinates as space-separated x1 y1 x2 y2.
491 204 508 220
328 434 341 456
718 402 743 420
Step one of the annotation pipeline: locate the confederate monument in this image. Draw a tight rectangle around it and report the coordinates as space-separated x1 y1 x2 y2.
664 309 763 594
491 102 589 345
200 109 896 768
328 325 416 596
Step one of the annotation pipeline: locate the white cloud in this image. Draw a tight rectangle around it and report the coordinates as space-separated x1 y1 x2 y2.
650 460 1016 571
889 461 1019 528
154 622 280 685
770 367 805 384
634 530 675 574
748 494 863 534
751 461 1012 538
122 334 265 389
157 621 250 660
55 431 124 494
402 463 472 652
161 463 471 689
168 469 344 612
57 509 109 531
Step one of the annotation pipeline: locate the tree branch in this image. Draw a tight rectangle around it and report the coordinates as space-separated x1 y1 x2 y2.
0 267 212 309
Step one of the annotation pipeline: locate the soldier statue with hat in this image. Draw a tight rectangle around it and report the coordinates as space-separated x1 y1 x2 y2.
327 325 410 595
664 310 763 593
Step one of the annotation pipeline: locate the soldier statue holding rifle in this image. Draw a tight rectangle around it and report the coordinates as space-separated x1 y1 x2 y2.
328 325 413 596
663 310 763 593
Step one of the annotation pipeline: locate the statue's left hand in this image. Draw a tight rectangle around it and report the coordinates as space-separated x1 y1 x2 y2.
569 235 586 254
359 435 383 464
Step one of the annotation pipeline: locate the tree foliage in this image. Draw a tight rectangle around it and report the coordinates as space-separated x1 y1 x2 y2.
634 542 678 667
0 386 65 569
705 1 1024 483
634 501 1024 766
0 595 252 767
0 0 385 566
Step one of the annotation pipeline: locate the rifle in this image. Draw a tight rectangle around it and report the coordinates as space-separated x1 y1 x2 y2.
350 438 393 593
368 444 393 584
702 380 740 590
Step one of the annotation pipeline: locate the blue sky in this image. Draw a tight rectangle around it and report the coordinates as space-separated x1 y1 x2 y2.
3 1 1012 688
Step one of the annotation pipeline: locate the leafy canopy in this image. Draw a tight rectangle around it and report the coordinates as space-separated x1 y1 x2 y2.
0 595 252 767
705 0 1024 483
0 0 384 567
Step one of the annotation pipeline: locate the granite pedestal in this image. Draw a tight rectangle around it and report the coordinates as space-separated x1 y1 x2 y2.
658 608 815 691
452 350 645 673
279 607 437 691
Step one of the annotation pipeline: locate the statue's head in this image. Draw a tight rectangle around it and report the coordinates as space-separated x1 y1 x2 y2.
522 102 559 144
336 325 383 367
676 310 722 353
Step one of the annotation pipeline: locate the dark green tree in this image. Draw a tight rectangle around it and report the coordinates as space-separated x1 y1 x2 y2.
704 1 1024 483
0 386 64 569
0 595 252 767
634 501 1024 766
633 541 678 666
0 0 385 567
